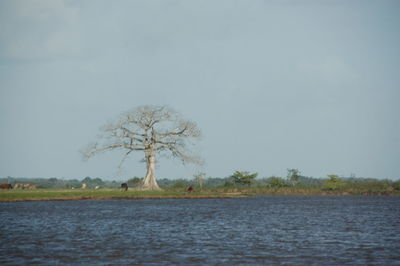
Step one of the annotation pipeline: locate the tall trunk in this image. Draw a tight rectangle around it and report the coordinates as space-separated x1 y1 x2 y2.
141 151 162 191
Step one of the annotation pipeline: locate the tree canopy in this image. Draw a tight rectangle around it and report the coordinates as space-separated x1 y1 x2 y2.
230 171 258 186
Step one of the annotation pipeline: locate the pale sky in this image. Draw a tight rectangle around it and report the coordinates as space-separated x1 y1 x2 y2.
1 0 399 181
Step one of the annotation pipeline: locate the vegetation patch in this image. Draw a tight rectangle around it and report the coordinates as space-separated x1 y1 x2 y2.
2 169 399 202
0 189 250 202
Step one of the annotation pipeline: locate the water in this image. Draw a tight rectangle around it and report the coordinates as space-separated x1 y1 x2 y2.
1 196 399 265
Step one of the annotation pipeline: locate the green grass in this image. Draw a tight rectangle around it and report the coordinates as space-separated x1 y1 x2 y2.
189 185 400 196
1 184 398 202
0 188 250 202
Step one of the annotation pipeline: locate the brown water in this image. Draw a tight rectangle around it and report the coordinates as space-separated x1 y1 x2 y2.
1 196 399 265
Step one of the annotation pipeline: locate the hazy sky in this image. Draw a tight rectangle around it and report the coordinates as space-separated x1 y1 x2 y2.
1 0 399 181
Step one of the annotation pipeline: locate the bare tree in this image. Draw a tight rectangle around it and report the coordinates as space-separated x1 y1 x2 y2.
193 172 206 191
83 105 202 190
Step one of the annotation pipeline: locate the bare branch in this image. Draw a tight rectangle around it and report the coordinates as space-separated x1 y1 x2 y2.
82 143 128 160
120 126 146 139
117 150 133 172
82 105 203 190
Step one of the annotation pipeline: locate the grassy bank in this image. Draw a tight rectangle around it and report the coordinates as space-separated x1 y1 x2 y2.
0 189 250 202
203 185 400 196
1 185 399 202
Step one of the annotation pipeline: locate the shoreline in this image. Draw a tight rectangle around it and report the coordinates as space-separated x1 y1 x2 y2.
0 190 250 202
0 195 248 202
1 189 399 202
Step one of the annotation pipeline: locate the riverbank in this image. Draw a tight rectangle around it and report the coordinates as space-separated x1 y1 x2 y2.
1 187 399 202
0 189 251 202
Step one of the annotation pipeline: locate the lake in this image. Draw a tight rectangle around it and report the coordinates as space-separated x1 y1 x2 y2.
1 196 399 265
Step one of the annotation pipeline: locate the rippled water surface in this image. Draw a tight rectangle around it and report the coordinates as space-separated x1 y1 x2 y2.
1 196 399 265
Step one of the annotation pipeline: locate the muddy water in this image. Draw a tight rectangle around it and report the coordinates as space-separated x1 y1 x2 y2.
1 196 399 265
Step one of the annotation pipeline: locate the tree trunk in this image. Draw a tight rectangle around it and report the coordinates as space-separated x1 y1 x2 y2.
140 152 162 191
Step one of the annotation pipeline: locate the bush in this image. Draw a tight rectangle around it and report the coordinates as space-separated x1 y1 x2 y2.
268 177 287 188
127 177 142 187
392 180 400 191
230 171 258 186
323 175 347 190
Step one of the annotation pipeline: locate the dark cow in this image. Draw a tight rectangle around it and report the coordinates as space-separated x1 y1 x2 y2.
0 184 13 189
121 183 128 191
187 186 194 193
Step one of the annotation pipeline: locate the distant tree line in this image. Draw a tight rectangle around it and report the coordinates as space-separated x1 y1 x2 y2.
2 169 400 195
0 176 120 189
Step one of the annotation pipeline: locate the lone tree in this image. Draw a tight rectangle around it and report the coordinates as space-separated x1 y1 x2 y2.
83 105 202 190
193 172 206 191
287 168 301 186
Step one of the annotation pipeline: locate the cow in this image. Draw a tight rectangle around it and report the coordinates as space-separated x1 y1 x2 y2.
23 184 37 190
0 184 13 189
121 183 128 191
187 186 194 193
14 183 36 189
